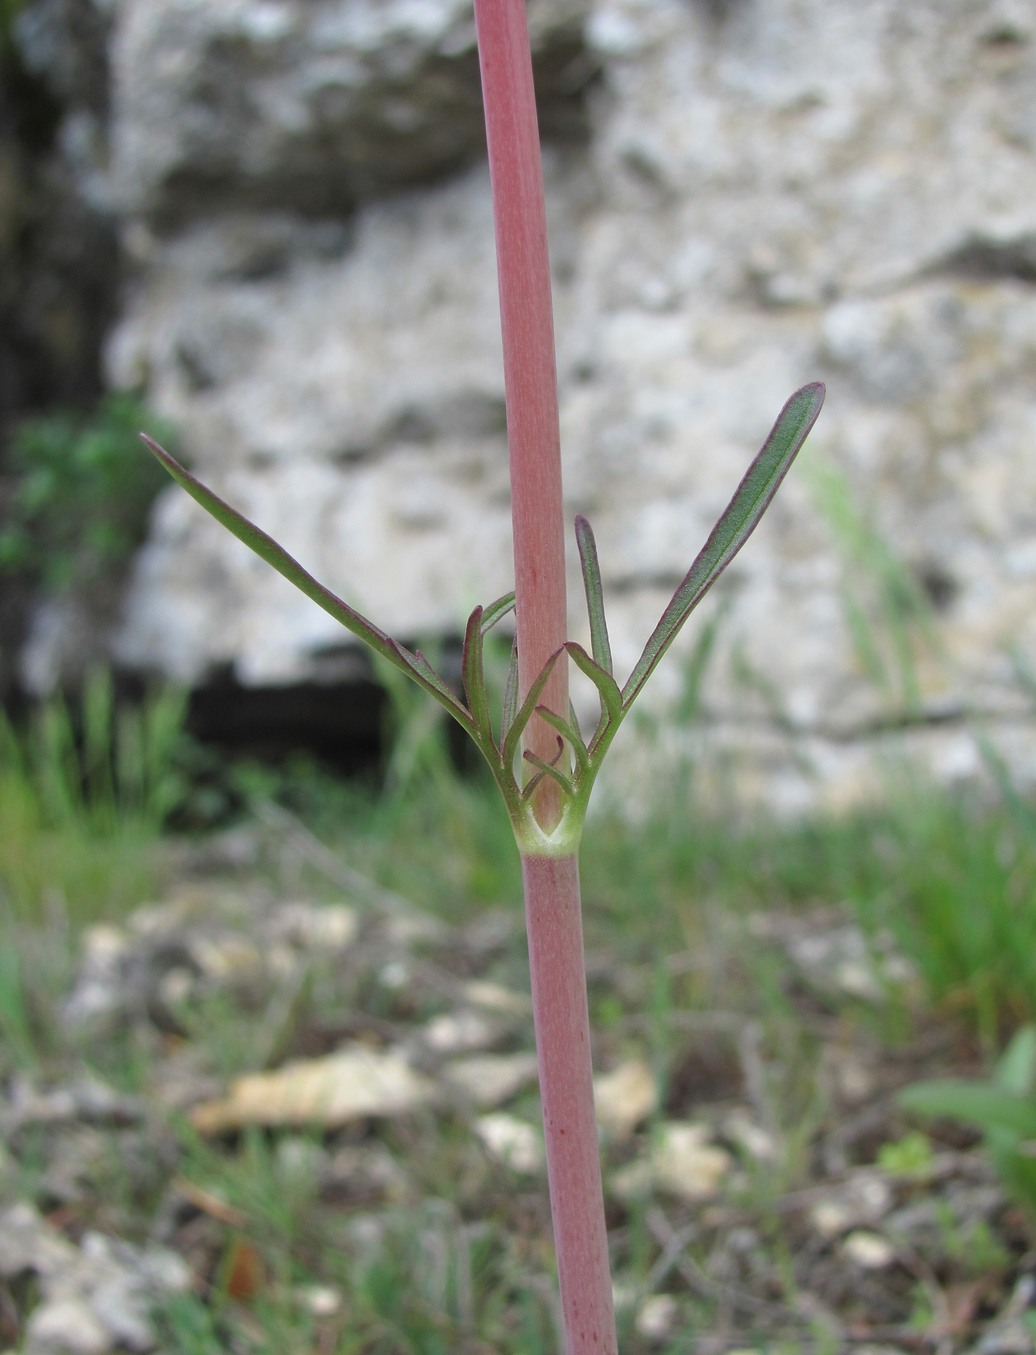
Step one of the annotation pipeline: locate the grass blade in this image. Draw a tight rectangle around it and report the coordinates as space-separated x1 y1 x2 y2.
622 382 824 707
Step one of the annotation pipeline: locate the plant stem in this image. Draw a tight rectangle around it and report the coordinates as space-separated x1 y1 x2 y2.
474 5 617 1350
523 853 617 1355
474 0 569 833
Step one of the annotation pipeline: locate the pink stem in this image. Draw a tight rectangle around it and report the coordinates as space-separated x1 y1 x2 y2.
474 7 616 1350
523 853 618 1355
474 0 569 831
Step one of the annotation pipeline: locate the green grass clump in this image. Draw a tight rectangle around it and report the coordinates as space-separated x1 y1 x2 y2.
830 770 1036 1041
244 707 1036 1046
3 682 1036 1349
0 670 187 925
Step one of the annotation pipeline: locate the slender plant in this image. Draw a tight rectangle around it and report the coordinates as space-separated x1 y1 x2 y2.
141 3 824 1349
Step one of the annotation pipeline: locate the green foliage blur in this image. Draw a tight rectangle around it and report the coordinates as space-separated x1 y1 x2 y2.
0 0 24 51
900 1027 1036 1231
0 670 188 924
0 392 174 594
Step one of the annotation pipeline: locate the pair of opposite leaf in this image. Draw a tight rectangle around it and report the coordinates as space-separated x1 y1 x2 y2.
142 381 824 848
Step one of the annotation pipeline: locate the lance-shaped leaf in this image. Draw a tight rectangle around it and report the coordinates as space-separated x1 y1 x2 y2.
461 604 495 751
537 705 589 775
574 515 612 676
142 435 473 730
899 1082 1036 1141
622 382 825 708
522 736 575 802
502 647 564 774
480 591 517 635
500 636 520 747
564 641 623 750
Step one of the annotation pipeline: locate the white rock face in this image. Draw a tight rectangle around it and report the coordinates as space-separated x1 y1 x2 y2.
103 0 1036 810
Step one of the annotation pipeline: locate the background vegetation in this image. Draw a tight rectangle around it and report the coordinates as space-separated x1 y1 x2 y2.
1 640 1034 1351
1 432 1034 1352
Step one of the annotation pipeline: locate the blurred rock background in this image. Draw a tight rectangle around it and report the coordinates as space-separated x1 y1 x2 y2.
3 0 1036 812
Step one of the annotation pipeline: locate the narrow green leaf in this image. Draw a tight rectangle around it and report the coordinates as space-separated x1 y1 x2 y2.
500 636 519 747
142 435 472 729
899 1081 1036 1140
537 706 589 774
574 515 612 675
997 1027 1036 1096
568 700 583 745
481 591 517 635
518 766 550 804
521 747 575 800
502 648 563 772
565 641 622 751
565 642 623 726
384 640 462 711
461 605 495 750
622 382 825 707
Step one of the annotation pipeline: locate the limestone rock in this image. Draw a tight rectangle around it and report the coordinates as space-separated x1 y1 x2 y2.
594 1058 656 1142
58 0 1036 810
611 1120 733 1203
0 1203 189 1355
110 0 594 222
475 1112 544 1173
441 1051 539 1108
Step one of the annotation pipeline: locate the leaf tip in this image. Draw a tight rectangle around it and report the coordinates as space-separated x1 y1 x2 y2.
140 431 183 476
795 380 826 421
